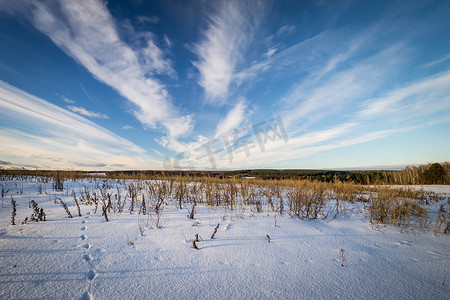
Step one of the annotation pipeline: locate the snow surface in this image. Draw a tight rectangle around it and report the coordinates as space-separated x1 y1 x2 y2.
0 179 449 300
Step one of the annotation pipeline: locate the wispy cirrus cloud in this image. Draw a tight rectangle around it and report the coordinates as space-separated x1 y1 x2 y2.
278 43 400 132
136 15 159 24
1 0 192 139
358 71 450 119
158 99 251 170
233 29 350 87
61 96 75 104
193 0 267 104
157 109 234 161
207 123 422 170
420 54 450 68
214 99 248 138
1 0 448 171
276 25 296 37
67 106 109 119
268 20 412 133
0 80 159 170
170 121 358 170
220 1 450 169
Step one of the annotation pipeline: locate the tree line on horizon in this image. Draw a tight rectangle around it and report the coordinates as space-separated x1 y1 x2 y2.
233 163 449 185
0 162 448 185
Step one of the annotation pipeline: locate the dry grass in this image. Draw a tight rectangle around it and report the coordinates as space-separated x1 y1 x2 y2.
365 185 447 233
1 171 448 234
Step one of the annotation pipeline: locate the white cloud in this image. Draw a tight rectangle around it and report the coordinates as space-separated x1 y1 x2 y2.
184 122 356 169
263 47 278 58
193 0 266 103
214 99 248 138
208 124 419 170
358 71 450 118
280 66 368 131
137 15 159 24
232 14 408 101
2 0 448 171
232 29 346 87
279 42 407 132
164 34 171 47
158 98 250 169
276 25 296 37
139 39 176 78
61 96 75 104
420 54 450 68
67 105 109 119
10 0 192 139
121 125 134 130
0 80 159 170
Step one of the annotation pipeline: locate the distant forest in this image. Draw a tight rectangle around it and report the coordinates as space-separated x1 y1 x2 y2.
223 162 449 185
1 162 449 185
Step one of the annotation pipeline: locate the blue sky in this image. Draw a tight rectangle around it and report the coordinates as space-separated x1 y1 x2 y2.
0 0 449 171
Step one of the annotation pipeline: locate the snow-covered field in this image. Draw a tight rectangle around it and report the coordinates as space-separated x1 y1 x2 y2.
0 178 449 300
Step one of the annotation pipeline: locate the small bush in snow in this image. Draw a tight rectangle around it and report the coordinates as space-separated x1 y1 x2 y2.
30 200 46 222
56 197 72 218
211 223 219 239
11 197 16 225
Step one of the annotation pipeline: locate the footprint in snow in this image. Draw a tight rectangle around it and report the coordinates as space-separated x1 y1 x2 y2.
83 243 91 249
81 220 86 224
83 254 92 262
87 269 96 280
81 226 86 231
79 291 93 300
80 234 87 241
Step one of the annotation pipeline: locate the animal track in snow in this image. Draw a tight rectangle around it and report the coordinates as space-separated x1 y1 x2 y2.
80 291 93 300
87 269 96 280
83 243 91 249
81 226 87 231
83 254 92 262
80 234 87 240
